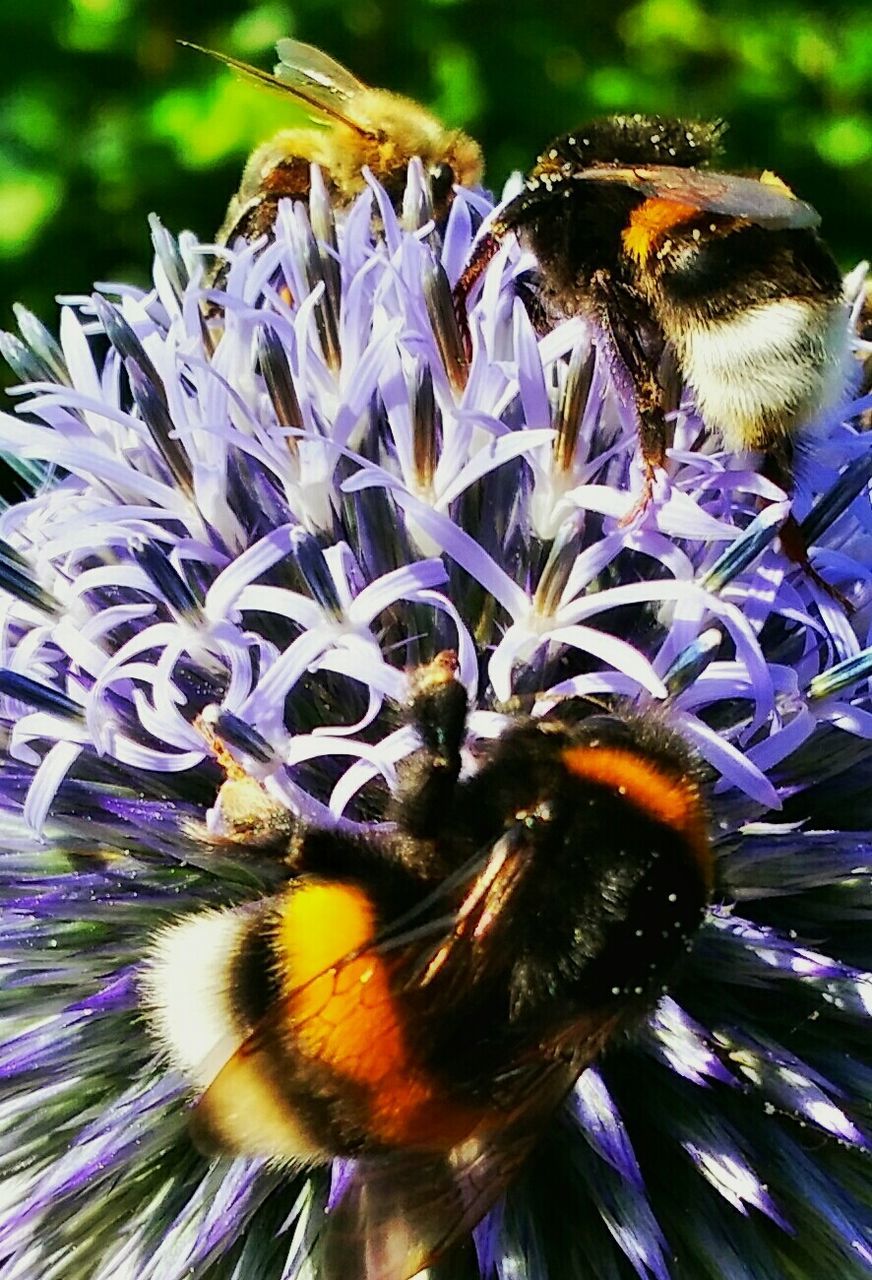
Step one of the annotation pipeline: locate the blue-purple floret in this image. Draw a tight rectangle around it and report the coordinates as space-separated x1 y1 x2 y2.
0 161 869 1278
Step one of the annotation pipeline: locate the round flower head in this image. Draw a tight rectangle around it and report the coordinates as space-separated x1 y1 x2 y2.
0 161 869 1279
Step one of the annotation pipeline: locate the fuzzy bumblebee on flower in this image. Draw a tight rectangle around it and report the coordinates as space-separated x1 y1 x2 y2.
0 41 870 1280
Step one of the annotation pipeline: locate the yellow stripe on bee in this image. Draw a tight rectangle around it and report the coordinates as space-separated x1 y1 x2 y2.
275 880 492 1148
276 881 407 1085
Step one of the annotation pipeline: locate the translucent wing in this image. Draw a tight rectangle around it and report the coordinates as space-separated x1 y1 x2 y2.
179 41 374 133
317 1016 621 1280
274 38 369 103
318 1142 531 1280
188 835 621 1277
188 843 508 1159
583 164 821 230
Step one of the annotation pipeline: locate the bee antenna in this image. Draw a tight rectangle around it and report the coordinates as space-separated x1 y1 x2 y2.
177 39 210 57
379 632 428 658
494 690 614 719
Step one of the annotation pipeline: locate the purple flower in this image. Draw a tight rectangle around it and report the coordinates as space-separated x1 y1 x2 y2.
0 160 869 1278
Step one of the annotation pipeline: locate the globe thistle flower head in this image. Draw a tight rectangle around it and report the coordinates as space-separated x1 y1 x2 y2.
0 159 869 1279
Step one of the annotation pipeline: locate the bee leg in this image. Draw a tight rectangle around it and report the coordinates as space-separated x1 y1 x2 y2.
588 271 668 523
762 450 854 611
856 287 872 426
392 651 469 839
778 514 853 609
193 712 296 852
617 379 670 526
453 227 506 359
514 270 553 335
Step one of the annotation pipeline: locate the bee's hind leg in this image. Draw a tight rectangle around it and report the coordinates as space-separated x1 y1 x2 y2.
587 270 670 524
191 709 297 853
763 448 854 611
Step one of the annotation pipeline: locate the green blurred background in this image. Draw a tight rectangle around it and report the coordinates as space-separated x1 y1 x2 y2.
1 0 871 330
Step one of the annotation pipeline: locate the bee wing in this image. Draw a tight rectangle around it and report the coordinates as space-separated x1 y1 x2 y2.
273 39 369 103
189 837 619 1272
179 41 376 134
193 1002 619 1278
584 164 821 230
318 1022 618 1280
318 1147 523 1280
186 851 498 1159
318 1149 497 1280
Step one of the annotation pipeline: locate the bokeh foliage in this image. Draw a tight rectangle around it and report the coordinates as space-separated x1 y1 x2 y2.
2 0 871 328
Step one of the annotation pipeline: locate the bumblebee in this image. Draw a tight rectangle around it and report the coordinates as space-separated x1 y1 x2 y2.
456 115 850 517
144 652 713 1280
183 39 484 252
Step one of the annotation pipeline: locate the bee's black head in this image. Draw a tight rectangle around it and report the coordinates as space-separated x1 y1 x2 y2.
532 115 725 177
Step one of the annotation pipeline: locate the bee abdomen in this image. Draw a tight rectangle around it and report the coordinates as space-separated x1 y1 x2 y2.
142 904 271 1085
141 901 334 1161
143 881 493 1162
672 296 850 450
647 221 849 450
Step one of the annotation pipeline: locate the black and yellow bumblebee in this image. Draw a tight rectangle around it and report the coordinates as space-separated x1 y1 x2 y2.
144 652 713 1280
456 115 849 523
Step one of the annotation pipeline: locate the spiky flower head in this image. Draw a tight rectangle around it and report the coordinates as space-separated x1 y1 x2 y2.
0 161 870 1279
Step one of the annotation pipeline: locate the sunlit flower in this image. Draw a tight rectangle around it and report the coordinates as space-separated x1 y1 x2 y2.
0 162 869 1279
